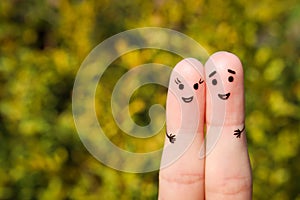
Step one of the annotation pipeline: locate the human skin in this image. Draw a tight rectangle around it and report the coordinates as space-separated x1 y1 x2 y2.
159 52 252 200
159 58 206 200
205 51 252 199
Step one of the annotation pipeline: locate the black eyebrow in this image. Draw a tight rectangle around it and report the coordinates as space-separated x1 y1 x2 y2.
175 78 181 84
208 71 216 78
228 69 236 74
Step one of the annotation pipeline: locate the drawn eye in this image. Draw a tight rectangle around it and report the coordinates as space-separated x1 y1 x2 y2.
193 83 198 90
179 84 184 90
228 76 234 82
212 79 217 85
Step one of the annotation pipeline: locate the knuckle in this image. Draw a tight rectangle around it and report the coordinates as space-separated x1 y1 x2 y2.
160 173 204 185
207 175 252 196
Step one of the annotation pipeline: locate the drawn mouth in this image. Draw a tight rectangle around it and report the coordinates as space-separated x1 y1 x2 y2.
182 96 193 103
218 93 230 100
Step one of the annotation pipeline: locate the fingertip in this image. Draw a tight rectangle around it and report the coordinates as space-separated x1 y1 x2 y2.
160 58 206 199
205 51 245 126
173 58 205 78
166 58 205 134
205 51 243 75
204 52 252 199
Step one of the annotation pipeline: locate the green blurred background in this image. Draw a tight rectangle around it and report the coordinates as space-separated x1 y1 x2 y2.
0 0 299 199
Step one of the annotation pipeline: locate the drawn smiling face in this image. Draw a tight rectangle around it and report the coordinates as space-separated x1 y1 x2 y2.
174 77 204 103
208 69 236 100
166 58 205 133
205 51 245 126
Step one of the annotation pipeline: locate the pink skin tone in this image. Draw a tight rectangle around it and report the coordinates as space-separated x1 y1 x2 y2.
159 52 252 200
159 58 205 200
165 58 205 134
205 51 245 127
205 51 252 199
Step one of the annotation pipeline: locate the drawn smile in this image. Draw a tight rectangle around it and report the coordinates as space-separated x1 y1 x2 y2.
182 96 193 103
218 93 230 100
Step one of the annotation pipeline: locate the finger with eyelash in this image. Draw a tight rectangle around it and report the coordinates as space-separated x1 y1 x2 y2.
159 58 205 200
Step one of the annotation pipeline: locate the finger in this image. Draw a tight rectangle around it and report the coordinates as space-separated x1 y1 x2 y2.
204 51 252 199
159 58 205 200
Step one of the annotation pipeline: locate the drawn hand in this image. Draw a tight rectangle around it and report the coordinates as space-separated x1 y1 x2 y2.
234 126 245 138
166 132 176 143
159 53 252 200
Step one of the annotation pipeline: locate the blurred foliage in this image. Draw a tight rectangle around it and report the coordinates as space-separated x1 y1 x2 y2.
0 0 299 199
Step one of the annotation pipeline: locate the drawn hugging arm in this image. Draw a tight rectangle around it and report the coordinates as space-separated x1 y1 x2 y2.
205 51 252 199
166 132 176 143
159 58 206 200
159 52 252 200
